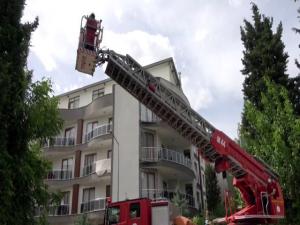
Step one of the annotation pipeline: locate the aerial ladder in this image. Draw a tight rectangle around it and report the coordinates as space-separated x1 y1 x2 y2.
75 14 285 225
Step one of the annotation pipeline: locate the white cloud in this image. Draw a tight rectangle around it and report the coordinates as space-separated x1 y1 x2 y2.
23 0 300 137
103 30 174 65
228 0 242 7
182 75 214 110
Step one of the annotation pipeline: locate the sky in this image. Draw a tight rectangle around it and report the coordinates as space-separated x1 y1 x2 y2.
22 0 300 138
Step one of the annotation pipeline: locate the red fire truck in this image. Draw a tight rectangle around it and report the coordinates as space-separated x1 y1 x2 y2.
75 14 285 225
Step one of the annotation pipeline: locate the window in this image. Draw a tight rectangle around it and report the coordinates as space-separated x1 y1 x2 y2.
68 96 80 109
106 185 111 197
86 121 98 141
84 154 96 175
57 192 70 215
130 203 140 218
64 127 75 145
61 158 73 179
61 191 70 205
184 149 191 159
65 127 75 138
81 187 95 213
107 150 112 159
82 187 95 203
108 118 113 131
141 172 155 198
92 88 104 100
141 104 157 122
108 206 120 224
142 132 154 147
194 162 198 174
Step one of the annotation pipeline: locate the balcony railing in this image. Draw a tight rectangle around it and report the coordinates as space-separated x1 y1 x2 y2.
82 159 112 177
141 189 194 207
80 198 106 213
44 137 75 147
45 170 73 180
85 124 112 143
141 147 192 169
82 163 96 176
35 204 70 216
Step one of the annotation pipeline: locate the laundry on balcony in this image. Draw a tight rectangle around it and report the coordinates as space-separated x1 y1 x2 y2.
95 159 111 176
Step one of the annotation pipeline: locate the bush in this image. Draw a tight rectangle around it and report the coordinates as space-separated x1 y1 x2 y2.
192 215 205 225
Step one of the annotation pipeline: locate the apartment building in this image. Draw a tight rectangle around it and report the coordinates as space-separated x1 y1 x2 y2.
39 58 209 225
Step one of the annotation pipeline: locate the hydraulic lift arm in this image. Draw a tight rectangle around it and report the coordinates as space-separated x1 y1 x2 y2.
75 16 285 225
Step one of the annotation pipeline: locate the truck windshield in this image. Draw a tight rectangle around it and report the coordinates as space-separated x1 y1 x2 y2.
108 206 120 224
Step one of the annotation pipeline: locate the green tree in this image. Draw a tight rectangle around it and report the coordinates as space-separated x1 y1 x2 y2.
289 7 300 116
172 186 188 215
74 214 92 225
241 78 300 224
205 164 221 216
0 1 62 224
240 3 289 137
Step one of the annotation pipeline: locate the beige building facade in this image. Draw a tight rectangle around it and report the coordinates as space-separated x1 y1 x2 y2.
39 58 213 225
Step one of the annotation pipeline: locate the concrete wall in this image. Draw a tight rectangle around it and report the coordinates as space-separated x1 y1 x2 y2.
146 61 176 85
112 85 140 202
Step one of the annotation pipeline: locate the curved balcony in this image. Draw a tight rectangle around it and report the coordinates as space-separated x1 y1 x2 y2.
35 204 70 216
80 198 106 213
141 189 194 208
85 124 112 143
59 94 113 121
46 159 111 189
35 203 105 224
44 137 75 148
43 124 112 158
45 170 73 180
141 147 194 179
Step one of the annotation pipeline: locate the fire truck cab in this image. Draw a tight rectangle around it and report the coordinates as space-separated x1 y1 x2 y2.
105 198 180 225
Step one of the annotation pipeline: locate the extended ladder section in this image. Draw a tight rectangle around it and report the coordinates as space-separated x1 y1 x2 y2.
104 50 248 178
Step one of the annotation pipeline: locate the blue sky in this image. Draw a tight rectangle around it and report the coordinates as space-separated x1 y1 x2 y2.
23 0 300 138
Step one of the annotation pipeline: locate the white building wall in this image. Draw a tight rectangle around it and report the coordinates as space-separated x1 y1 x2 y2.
112 85 140 202
146 62 176 85
58 80 114 109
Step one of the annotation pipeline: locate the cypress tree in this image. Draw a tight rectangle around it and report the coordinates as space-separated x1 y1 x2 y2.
205 164 221 215
240 3 289 138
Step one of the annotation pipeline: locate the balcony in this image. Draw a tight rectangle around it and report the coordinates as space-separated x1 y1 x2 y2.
141 147 194 179
35 204 70 216
141 189 194 208
44 137 75 148
82 163 96 176
141 147 192 168
80 198 106 213
59 94 113 121
85 124 112 143
45 170 73 180
82 159 111 177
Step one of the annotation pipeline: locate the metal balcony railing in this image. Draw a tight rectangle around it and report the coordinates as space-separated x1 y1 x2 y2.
141 111 161 123
141 189 195 207
82 159 112 176
44 137 75 147
85 124 112 143
82 163 96 176
35 204 70 216
80 198 106 213
45 170 73 180
141 147 192 169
